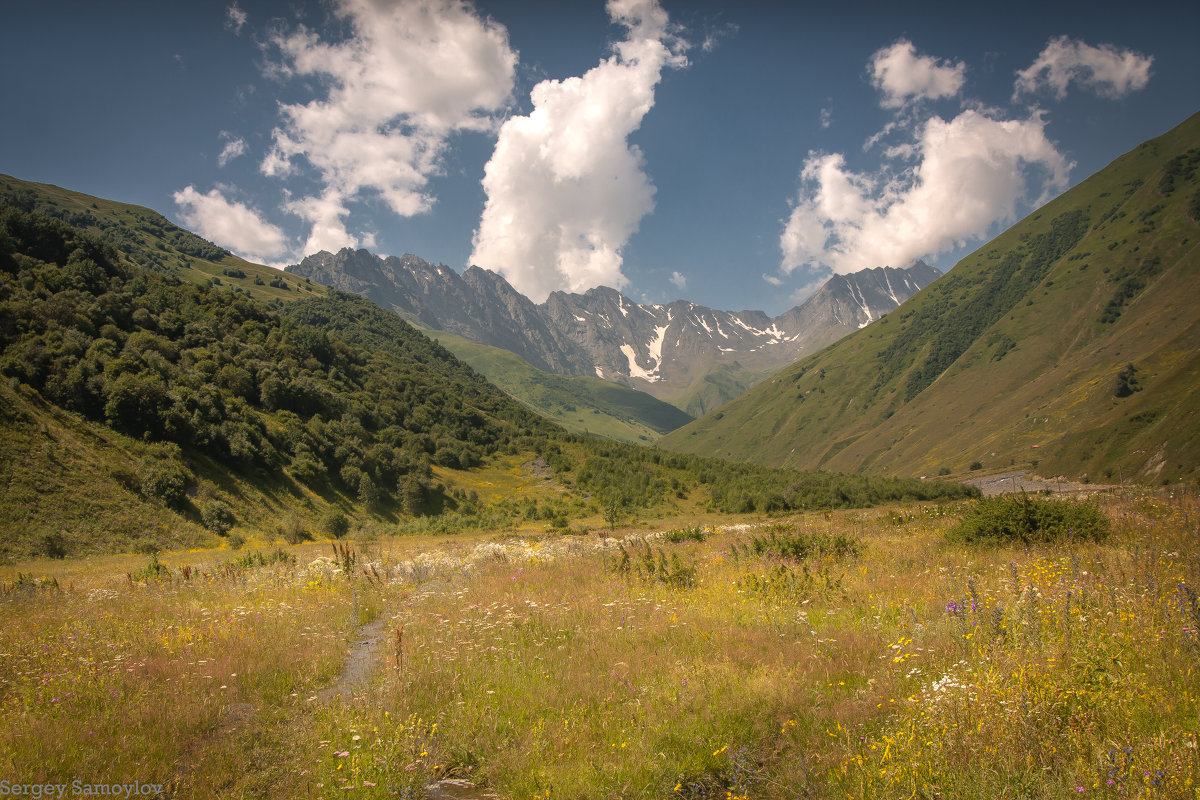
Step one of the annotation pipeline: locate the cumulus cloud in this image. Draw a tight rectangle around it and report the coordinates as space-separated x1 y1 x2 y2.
217 133 247 167
173 185 290 264
262 0 517 251
780 108 1072 275
1014 36 1153 100
469 0 688 302
669 270 687 290
870 39 965 109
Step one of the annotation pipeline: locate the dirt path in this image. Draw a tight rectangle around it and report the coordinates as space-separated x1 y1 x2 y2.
317 614 392 703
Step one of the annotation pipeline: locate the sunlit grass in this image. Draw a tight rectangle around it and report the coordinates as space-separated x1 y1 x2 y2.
1 490 1197 798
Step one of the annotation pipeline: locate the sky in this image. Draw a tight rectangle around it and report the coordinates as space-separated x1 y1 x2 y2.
3 0 1198 315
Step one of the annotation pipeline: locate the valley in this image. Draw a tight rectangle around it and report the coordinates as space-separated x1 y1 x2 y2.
0 97 1198 800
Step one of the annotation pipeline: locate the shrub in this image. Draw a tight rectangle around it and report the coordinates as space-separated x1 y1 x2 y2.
278 515 309 545
731 525 862 562
662 525 707 543
130 553 170 582
948 493 1110 545
136 455 190 508
35 532 68 559
200 499 235 535
320 510 350 539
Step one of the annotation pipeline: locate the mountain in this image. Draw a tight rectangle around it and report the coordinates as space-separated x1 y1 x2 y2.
288 251 938 416
660 111 1200 486
429 329 694 444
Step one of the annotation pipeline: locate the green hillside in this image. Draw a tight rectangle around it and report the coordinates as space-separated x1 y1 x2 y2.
429 329 693 444
0 190 560 558
662 111 1200 486
0 174 320 302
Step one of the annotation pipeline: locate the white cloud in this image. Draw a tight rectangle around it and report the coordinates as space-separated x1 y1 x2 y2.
780 108 1072 275
819 107 832 129
217 133 247 167
1014 36 1153 100
173 185 290 264
262 0 517 253
284 190 361 256
762 273 783 286
225 3 247 35
669 270 687 290
469 0 688 302
870 39 965 109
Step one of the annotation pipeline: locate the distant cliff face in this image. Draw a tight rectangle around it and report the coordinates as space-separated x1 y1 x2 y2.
288 251 939 412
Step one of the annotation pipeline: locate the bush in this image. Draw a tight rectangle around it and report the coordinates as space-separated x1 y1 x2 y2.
278 515 309 544
131 553 170 582
200 499 235 535
36 532 68 559
949 494 1110 545
662 525 707 543
320 510 350 539
136 455 190 508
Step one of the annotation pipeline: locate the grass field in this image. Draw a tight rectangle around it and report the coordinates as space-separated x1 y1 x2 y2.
2 489 1197 798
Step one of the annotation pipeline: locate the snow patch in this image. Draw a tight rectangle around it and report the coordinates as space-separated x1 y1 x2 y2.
883 272 901 306
618 324 670 383
849 283 873 324
620 344 656 381
647 324 668 366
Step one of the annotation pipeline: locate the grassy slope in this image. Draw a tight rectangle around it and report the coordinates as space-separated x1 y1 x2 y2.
430 329 693 444
662 111 1200 485
0 380 216 557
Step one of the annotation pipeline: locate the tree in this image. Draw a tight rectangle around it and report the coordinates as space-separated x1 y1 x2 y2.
401 473 426 516
136 455 189 509
320 510 350 539
104 371 171 437
357 472 379 510
601 490 626 531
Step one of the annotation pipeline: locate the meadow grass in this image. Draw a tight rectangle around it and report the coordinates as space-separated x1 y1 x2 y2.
1 490 1197 798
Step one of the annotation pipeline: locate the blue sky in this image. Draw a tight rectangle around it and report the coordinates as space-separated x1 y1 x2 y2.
3 0 1197 315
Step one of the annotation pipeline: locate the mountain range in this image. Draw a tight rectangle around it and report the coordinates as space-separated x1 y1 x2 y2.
662 110 1200 486
287 251 939 416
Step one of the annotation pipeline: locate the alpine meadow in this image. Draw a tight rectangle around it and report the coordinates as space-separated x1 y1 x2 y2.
2 2 1200 798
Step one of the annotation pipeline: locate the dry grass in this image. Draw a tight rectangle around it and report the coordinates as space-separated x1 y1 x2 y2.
1 490 1197 798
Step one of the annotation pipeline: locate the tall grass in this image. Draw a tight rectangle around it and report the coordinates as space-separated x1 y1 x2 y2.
0 490 1196 798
